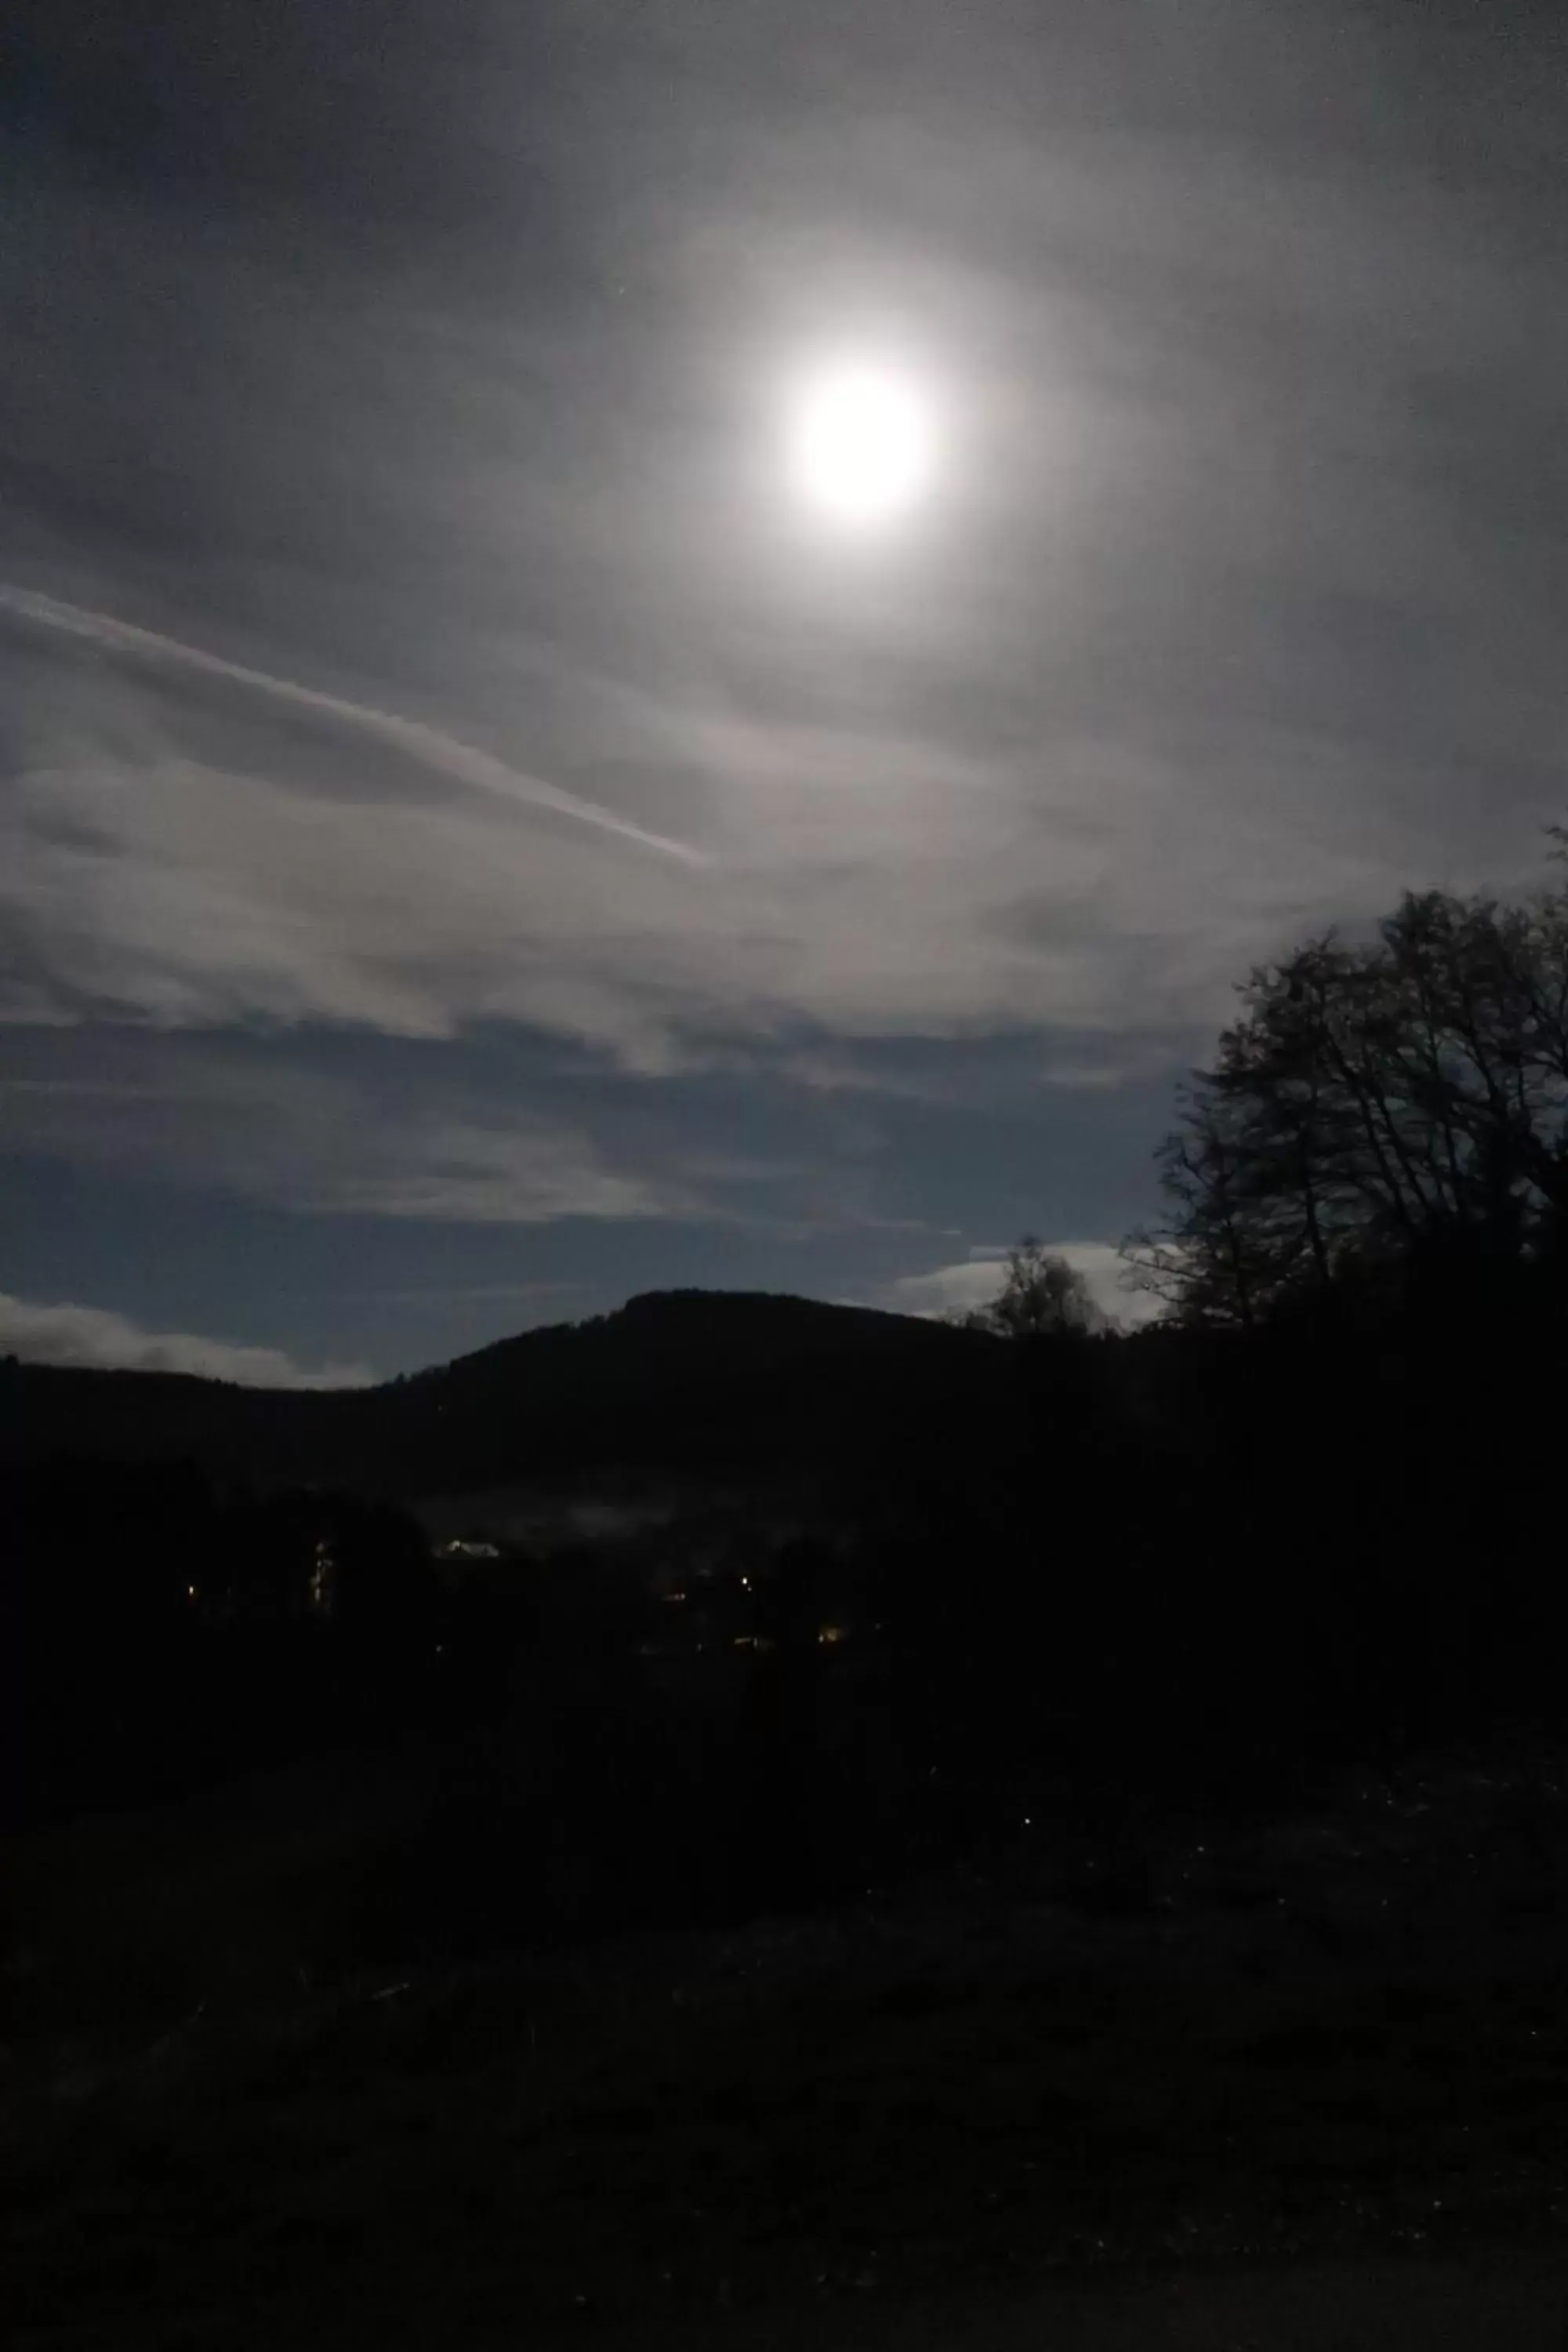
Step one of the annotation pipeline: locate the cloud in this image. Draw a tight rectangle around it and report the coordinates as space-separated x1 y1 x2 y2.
0 1051 719 1225
5 113 1562 1079
0 1025 1018 1261
0 652 1456 1073
312 1120 704 1225
0 732 713 1060
0 1291 370 1387
1040 1064 1136 1092
0 585 706 864
883 1241 1165 1330
11 119 1558 1078
339 1281 586 1308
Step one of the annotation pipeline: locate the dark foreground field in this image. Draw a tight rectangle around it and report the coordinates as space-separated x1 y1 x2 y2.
7 1744 1568 2350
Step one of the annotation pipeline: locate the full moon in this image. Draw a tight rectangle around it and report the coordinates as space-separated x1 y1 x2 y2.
788 361 936 527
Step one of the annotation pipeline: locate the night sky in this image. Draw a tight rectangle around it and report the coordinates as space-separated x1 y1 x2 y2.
3 2 1565 1382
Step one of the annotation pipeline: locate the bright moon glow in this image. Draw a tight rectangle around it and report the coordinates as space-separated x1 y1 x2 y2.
789 361 936 527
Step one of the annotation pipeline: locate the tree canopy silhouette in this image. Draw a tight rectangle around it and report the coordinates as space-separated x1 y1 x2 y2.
967 1237 1105 1337
1124 831 1568 1327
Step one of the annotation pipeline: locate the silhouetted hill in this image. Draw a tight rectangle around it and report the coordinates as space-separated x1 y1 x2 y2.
0 1290 1004 1497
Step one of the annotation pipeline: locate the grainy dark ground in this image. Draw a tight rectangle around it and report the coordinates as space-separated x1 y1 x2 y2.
584 2246 1568 2350
6 1744 1568 2348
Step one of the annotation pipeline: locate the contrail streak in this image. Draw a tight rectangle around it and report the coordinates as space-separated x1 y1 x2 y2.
0 583 707 866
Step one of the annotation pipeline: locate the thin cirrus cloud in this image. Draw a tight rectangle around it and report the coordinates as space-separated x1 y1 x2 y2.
0 585 707 866
0 1290 371 1388
0 1031 967 1251
0 589 1450 1074
0 1056 720 1227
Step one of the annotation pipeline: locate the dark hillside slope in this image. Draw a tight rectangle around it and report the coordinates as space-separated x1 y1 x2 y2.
0 1290 1007 1496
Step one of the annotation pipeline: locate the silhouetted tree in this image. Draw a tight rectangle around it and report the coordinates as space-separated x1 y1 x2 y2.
1124 833 1568 1325
967 1237 1105 1337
